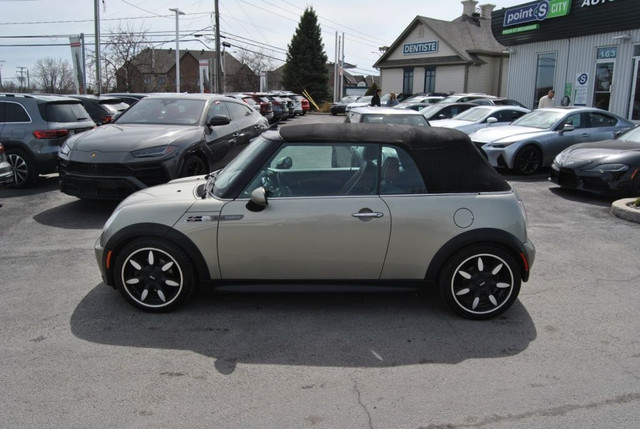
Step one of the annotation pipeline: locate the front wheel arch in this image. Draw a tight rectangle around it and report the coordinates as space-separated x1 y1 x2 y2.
512 144 543 175
103 223 210 289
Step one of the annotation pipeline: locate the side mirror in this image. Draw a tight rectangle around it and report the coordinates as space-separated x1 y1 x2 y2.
560 123 575 133
275 156 293 169
486 117 498 124
246 187 268 212
437 113 446 119
207 114 231 127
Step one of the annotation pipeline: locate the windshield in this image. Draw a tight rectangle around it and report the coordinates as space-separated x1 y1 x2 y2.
619 125 640 143
451 107 491 122
511 110 564 129
211 135 272 198
116 98 205 125
419 104 444 116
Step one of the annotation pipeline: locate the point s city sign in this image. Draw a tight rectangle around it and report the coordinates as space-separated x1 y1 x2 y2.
503 0 571 28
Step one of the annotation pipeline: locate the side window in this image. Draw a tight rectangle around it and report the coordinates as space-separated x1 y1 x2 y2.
563 113 582 128
380 145 427 195
2 102 31 123
241 143 379 198
495 109 525 122
587 112 617 128
206 101 230 123
225 101 252 120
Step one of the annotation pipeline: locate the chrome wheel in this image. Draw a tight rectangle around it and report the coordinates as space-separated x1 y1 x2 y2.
513 145 542 175
7 149 36 188
440 246 521 319
116 239 195 311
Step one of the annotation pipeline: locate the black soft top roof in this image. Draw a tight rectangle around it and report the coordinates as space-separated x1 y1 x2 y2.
278 123 510 193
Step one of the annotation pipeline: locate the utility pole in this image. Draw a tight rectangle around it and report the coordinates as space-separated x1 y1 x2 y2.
214 0 222 94
0 60 5 88
17 66 27 91
94 0 102 95
169 7 185 92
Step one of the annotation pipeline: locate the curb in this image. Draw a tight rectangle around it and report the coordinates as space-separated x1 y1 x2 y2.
611 198 640 223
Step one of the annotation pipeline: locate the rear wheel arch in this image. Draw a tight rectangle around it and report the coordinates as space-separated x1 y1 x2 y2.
425 228 530 284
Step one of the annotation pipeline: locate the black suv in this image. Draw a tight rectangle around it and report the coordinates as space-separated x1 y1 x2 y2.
67 95 130 125
0 94 95 188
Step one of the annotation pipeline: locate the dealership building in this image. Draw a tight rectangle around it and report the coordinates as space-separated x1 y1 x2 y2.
374 0 640 120
493 0 640 120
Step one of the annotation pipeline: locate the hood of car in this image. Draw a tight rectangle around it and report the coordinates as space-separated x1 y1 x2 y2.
430 119 473 129
470 125 549 143
66 123 203 152
558 140 640 164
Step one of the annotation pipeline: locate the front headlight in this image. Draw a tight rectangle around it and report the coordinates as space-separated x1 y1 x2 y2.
486 140 518 149
554 150 569 166
131 145 177 158
59 141 70 156
584 163 628 173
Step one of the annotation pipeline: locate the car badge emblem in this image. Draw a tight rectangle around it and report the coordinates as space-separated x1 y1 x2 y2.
91 152 97 158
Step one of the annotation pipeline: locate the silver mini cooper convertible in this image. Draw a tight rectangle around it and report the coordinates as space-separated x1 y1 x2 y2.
95 123 535 319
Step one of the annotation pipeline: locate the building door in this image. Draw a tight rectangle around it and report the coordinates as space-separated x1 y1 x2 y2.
593 47 616 111
629 45 640 121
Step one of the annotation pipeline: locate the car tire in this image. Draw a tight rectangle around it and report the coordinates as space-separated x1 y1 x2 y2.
6 148 38 188
513 145 542 175
439 245 521 320
180 155 208 177
114 238 196 312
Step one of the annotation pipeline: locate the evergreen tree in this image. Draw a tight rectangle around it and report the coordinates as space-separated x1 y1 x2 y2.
282 7 329 105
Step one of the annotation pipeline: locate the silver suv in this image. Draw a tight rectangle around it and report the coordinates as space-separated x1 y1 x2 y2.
0 94 95 187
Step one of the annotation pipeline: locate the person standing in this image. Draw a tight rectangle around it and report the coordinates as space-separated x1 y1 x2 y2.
386 92 399 107
538 89 555 108
371 88 382 107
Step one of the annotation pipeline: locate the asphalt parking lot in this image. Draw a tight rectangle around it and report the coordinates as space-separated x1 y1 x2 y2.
1 112 639 428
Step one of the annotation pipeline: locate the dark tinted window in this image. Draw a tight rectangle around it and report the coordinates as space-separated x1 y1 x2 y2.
0 102 31 123
39 102 91 122
225 101 252 120
493 109 526 122
587 112 617 128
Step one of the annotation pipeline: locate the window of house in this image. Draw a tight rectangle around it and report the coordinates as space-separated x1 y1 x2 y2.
424 67 436 94
403 68 414 95
534 52 556 107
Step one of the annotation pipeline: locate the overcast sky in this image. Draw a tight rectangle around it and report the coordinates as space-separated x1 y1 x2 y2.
0 0 525 85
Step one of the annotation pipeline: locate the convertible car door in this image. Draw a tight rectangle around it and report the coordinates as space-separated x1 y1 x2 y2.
217 196 391 280
217 142 391 280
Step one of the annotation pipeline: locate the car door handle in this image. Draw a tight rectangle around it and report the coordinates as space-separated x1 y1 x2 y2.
352 212 384 218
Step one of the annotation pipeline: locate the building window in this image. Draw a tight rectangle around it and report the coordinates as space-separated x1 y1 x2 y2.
630 45 640 120
534 52 556 107
403 68 414 95
423 67 436 94
158 76 167 85
143 76 151 85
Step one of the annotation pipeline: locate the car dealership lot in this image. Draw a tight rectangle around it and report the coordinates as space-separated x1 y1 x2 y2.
1 113 639 428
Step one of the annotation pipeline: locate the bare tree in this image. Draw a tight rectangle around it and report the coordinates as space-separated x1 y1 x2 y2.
85 24 149 93
237 49 276 77
32 58 76 93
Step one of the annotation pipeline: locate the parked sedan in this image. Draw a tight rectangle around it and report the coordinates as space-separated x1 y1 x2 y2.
469 107 634 175
330 95 361 115
94 123 535 319
430 105 529 135
346 107 431 127
58 94 269 199
419 102 477 121
550 125 640 196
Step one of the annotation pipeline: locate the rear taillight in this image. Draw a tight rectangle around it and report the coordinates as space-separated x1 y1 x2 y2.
259 102 272 113
0 143 5 154
33 129 69 139
100 115 113 124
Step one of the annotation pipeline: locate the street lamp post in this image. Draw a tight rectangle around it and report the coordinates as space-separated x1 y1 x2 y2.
169 8 185 92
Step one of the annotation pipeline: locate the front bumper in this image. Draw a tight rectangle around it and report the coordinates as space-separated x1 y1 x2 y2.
550 163 637 196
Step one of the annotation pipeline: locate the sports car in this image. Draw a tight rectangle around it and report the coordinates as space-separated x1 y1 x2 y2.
550 125 640 196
